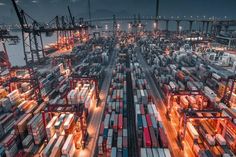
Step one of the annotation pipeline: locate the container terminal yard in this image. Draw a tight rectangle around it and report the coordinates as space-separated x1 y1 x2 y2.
1 0 236 157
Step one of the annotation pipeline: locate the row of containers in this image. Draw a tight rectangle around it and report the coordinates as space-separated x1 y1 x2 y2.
129 51 172 157
0 70 49 157
140 41 236 106
42 113 79 157
140 41 236 156
97 52 129 157
0 101 48 157
0 80 95 156
0 62 71 156
40 80 97 156
185 118 235 157
43 37 114 103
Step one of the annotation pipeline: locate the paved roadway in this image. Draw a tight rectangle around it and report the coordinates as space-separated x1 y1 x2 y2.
76 47 118 157
136 47 195 157
126 56 138 157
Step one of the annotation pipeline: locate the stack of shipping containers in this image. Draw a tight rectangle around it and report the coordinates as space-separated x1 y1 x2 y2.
130 50 172 157
140 40 236 157
97 52 128 157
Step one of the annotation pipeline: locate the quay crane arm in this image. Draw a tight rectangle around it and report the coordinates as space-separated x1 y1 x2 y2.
68 6 75 27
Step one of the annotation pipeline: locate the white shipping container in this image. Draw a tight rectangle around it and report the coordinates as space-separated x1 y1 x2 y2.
42 135 57 157
108 129 113 137
151 148 159 157
123 129 127 137
205 134 215 146
107 136 112 150
147 105 154 115
215 134 226 145
169 81 177 91
222 154 231 157
187 122 199 140
212 73 221 80
141 148 147 157
63 114 74 130
50 135 65 157
164 148 171 157
157 148 165 157
117 137 122 149
146 148 153 157
98 136 103 155
46 116 58 139
62 134 74 155
104 114 111 129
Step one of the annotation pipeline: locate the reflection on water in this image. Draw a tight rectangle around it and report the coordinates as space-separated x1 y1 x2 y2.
5 31 57 66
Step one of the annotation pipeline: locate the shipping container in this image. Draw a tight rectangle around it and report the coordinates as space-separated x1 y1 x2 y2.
146 114 153 127
140 148 147 157
146 148 153 157
143 127 151 147
111 147 117 157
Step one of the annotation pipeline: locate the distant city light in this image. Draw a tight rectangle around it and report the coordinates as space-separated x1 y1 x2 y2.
105 25 108 30
153 22 157 28
117 24 120 29
128 23 131 29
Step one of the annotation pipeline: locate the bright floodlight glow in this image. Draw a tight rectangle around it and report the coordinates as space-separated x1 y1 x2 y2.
128 23 131 29
153 22 157 28
117 24 120 29
179 26 182 31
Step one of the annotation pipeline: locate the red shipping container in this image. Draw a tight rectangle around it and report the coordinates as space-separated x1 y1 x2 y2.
119 101 123 110
113 114 118 130
177 70 185 81
163 84 170 94
143 127 151 147
159 128 168 148
146 114 153 127
118 114 123 130
102 138 107 151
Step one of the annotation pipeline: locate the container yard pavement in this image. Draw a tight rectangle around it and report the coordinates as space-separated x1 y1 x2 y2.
136 47 195 157
76 48 117 157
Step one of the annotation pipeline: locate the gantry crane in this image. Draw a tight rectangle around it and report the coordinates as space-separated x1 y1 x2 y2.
70 73 100 105
8 66 42 103
166 90 208 119
220 75 236 107
42 73 99 149
177 109 230 149
51 54 75 72
42 102 88 149
11 0 90 66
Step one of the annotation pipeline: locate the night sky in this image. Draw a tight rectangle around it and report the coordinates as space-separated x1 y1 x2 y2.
0 0 236 24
